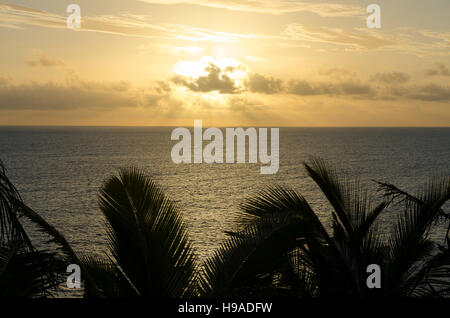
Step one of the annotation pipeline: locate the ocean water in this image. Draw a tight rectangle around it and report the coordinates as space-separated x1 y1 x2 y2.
0 127 449 295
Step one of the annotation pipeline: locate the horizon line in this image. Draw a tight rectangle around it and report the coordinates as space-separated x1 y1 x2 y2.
0 125 449 128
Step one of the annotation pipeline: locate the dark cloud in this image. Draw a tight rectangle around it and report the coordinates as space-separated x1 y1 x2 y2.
371 72 410 84
245 73 283 94
426 63 450 76
287 80 374 97
171 63 240 94
339 82 374 95
155 80 172 93
407 84 450 101
0 79 138 110
287 80 331 95
166 63 449 103
167 65 450 103
0 74 191 117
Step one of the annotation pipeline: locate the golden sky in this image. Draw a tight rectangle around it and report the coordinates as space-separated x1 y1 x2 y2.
0 0 449 126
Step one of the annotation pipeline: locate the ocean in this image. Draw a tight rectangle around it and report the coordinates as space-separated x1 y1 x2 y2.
0 127 449 295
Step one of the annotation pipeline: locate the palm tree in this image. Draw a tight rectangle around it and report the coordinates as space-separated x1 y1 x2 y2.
199 158 450 297
0 160 64 297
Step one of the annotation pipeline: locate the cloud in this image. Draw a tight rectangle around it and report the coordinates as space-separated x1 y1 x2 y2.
287 80 374 97
287 80 329 95
138 0 365 16
245 73 283 94
168 58 376 98
390 29 450 57
283 24 394 50
319 68 356 78
155 80 172 94
283 24 450 57
418 30 450 46
0 3 255 42
27 49 65 67
0 3 65 29
371 72 410 84
171 63 241 94
168 62 449 102
3 2 447 59
406 84 450 102
426 63 450 76
0 74 195 117
339 81 374 96
0 75 141 110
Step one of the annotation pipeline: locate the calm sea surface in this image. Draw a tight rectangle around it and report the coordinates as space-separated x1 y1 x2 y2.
0 127 449 295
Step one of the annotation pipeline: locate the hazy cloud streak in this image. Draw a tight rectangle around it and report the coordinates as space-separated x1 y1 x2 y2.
0 3 255 42
138 0 365 16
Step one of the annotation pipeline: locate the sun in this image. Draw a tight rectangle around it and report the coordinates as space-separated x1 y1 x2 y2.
172 55 247 80
172 59 208 78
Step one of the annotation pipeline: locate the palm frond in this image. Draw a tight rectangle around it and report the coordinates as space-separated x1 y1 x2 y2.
78 255 138 298
409 242 450 297
98 167 197 298
381 177 450 296
304 158 356 242
213 184 364 297
277 248 319 297
0 246 64 297
199 210 303 297
0 160 32 250
18 202 79 264
0 160 66 297
304 158 388 247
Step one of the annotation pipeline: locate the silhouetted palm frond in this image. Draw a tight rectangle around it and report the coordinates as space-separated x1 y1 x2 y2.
199 209 303 297
0 160 65 297
91 167 197 298
18 203 79 265
79 255 138 298
0 246 64 297
377 177 450 296
0 160 32 250
305 158 389 248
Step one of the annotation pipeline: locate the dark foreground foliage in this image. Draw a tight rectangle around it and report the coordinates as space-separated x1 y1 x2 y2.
1 158 448 298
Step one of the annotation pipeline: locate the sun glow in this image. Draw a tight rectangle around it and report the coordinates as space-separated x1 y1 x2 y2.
171 55 248 102
172 59 209 78
172 55 246 79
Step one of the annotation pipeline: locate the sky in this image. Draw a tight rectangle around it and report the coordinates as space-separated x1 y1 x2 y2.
0 0 449 126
